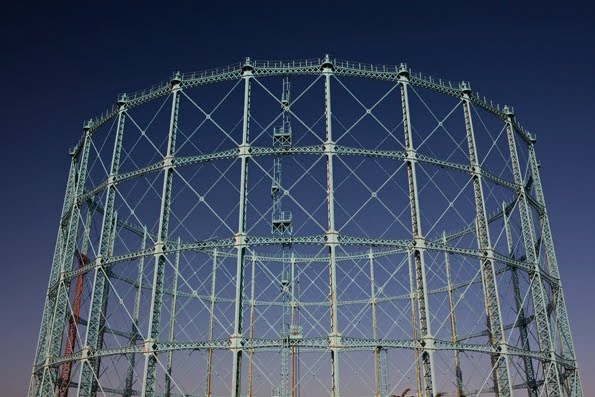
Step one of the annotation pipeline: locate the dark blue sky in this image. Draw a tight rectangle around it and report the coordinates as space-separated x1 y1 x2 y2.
1 1 593 395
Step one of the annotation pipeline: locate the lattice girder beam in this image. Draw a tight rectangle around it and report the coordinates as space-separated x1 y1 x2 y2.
398 65 436 397
502 200 538 397
48 336 576 369
124 228 147 397
461 85 512 397
31 132 86 397
141 75 181 397
526 141 583 397
77 98 127 397
504 108 562 397
37 128 92 397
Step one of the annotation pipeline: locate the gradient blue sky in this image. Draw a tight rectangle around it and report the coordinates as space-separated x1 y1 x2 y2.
1 1 593 395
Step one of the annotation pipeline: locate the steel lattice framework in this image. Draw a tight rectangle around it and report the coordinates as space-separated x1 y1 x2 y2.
29 56 583 397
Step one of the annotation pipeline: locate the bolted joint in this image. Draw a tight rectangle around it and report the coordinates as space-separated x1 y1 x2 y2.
405 148 417 162
326 230 339 245
171 71 182 88
81 346 91 362
484 248 496 262
83 119 94 131
238 144 251 158
324 142 335 154
117 93 128 108
328 333 343 348
153 242 166 256
459 81 472 95
422 336 435 350
321 53 334 72
499 343 509 356
107 175 116 186
469 164 482 178
503 105 514 119
397 63 410 80
412 237 426 249
229 334 244 350
163 155 174 168
143 338 157 355
234 232 247 248
549 350 558 362
242 57 254 74
95 255 104 267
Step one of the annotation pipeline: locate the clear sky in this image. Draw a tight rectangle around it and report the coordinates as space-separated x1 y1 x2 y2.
1 1 593 395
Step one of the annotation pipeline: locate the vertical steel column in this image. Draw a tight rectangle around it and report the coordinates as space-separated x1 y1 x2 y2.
164 237 180 397
322 55 341 397
31 154 76 397
248 252 256 397
407 253 422 396
503 107 561 396
141 74 181 397
527 140 583 397
290 252 297 397
50 130 92 397
34 128 91 397
124 227 147 397
442 232 464 397
231 60 253 397
370 248 380 397
460 83 512 396
502 202 537 396
207 248 218 397
77 98 127 397
398 64 435 397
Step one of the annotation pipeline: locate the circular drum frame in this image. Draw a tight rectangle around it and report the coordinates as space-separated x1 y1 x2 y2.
30 56 582 397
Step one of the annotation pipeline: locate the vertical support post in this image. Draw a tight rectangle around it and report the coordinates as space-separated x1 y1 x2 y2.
164 237 180 397
231 59 253 397
33 129 91 397
31 155 77 397
290 252 296 397
407 253 422 396
248 252 256 397
527 139 583 397
460 82 512 397
77 97 127 397
443 232 464 397
503 108 561 396
370 248 380 397
398 64 435 397
322 55 341 397
140 74 181 397
124 227 147 397
207 248 218 397
502 202 538 396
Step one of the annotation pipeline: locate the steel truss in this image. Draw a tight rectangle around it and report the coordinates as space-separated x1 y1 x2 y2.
29 56 582 397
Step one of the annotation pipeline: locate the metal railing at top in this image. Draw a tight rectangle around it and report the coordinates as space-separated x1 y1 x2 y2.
252 58 324 69
334 58 399 73
118 80 170 103
81 56 535 144
180 62 243 81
